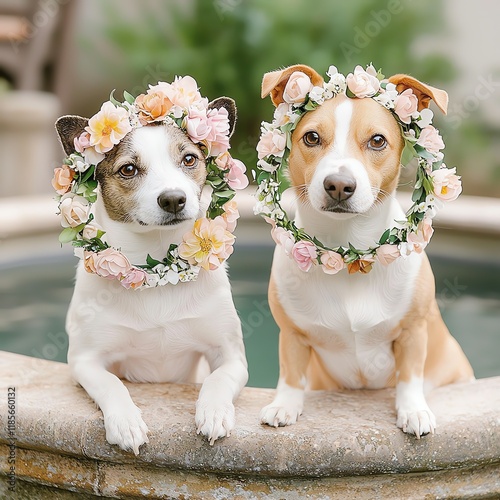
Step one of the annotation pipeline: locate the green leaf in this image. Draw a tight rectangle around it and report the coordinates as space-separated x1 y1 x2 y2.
401 140 417 166
146 254 161 267
58 227 78 244
123 90 136 104
109 89 121 107
80 165 95 183
411 187 423 202
378 228 391 245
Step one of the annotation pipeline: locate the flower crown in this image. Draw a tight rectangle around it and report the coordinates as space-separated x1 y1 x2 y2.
254 64 462 274
53 76 248 289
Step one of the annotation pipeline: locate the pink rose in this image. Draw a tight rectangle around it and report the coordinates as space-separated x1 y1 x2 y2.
82 222 102 240
221 200 240 232
206 107 231 156
419 217 434 243
431 167 462 201
256 129 286 160
121 267 147 289
59 194 90 228
92 247 132 280
283 71 313 104
270 225 295 255
185 107 211 142
320 251 344 274
394 88 418 124
273 102 292 126
150 76 203 109
407 231 427 254
417 125 445 154
74 131 91 153
346 65 380 98
291 240 317 272
375 244 401 266
215 152 249 190
52 165 75 195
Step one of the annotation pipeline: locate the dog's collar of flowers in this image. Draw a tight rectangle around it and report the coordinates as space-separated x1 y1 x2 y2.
53 76 248 289
254 64 462 275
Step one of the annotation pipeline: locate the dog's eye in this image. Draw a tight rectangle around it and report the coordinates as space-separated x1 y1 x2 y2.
182 154 198 168
303 131 321 147
118 164 139 178
368 135 387 151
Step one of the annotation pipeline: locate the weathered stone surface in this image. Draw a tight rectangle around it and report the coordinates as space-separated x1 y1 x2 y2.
1 350 500 498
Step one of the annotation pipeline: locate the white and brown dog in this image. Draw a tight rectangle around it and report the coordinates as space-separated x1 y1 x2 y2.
55 97 248 454
259 65 473 437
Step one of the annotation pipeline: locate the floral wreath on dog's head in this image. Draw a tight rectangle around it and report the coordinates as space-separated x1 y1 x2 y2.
254 64 462 275
53 76 248 289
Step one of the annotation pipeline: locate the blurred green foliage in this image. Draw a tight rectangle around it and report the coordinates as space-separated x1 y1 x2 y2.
82 0 499 196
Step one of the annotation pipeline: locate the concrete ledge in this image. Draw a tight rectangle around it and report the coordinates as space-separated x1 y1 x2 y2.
1 351 500 498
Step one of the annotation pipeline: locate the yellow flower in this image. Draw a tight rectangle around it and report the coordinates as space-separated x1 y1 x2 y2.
86 102 132 154
178 217 235 271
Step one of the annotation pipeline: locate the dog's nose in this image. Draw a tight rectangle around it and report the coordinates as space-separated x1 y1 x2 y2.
323 174 357 202
157 190 187 214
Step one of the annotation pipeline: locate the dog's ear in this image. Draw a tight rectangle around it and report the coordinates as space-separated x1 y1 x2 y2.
208 97 237 137
388 74 448 115
261 64 324 107
55 115 88 156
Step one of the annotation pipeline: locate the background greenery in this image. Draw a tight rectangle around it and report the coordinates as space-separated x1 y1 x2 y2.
72 0 499 196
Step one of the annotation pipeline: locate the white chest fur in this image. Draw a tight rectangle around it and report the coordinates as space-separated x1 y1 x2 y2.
273 197 422 389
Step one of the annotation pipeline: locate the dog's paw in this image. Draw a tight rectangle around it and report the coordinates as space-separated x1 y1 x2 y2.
397 407 436 438
104 406 149 455
260 403 302 428
195 398 235 446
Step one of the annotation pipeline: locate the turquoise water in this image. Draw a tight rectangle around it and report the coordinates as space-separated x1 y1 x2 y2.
1 244 499 387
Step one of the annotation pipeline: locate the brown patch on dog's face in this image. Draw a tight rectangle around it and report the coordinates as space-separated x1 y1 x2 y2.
95 123 206 226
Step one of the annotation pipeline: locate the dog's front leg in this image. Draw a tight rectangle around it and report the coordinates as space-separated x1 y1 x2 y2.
195 345 248 445
70 358 149 454
260 328 311 427
393 320 436 438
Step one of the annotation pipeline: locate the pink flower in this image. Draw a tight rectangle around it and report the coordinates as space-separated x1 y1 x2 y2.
121 267 147 289
185 106 211 142
82 222 102 240
431 166 462 201
256 128 286 160
206 107 231 156
83 251 98 274
59 194 90 228
270 225 295 255
346 65 380 98
52 165 75 195
92 247 132 280
178 217 235 271
216 152 248 190
320 251 344 274
273 102 292 126
394 88 418 124
283 71 313 104
156 75 203 109
86 101 132 154
375 244 401 266
291 240 317 272
74 131 91 153
221 200 239 232
417 125 445 154
419 217 434 243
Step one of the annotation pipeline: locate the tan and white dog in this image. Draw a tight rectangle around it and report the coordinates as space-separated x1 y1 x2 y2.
259 65 473 437
55 97 248 454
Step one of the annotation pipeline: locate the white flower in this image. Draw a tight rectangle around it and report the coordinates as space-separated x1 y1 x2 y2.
326 65 339 78
145 273 160 287
325 73 347 94
166 269 180 285
257 158 278 173
273 102 292 126
374 83 398 109
416 108 434 128
308 86 326 104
